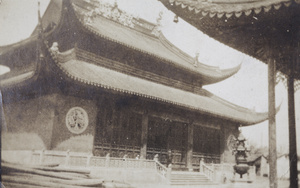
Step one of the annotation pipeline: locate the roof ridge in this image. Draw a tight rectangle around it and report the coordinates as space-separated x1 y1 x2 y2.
158 33 220 70
70 0 242 84
72 0 162 37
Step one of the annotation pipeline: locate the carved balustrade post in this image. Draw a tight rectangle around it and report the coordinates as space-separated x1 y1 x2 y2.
166 164 172 183
199 158 204 173
39 149 45 164
87 153 93 167
65 150 70 166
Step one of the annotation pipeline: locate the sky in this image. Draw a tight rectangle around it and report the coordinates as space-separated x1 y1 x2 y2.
0 0 299 154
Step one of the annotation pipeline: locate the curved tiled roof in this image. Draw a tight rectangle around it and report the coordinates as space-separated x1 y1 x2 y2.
0 0 241 85
0 36 38 57
159 0 300 81
70 0 240 85
48 47 269 126
163 0 292 19
0 71 35 88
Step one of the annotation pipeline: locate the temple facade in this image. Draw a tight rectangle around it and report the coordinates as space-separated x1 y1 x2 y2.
0 0 269 170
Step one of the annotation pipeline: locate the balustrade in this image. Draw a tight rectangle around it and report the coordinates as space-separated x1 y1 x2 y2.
31 150 156 169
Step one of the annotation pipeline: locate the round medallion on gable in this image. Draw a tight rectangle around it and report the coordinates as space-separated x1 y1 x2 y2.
66 107 89 134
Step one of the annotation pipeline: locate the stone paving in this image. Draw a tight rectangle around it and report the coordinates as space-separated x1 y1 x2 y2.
132 177 292 188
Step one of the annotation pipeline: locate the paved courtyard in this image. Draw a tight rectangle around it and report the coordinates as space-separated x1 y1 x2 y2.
133 177 293 188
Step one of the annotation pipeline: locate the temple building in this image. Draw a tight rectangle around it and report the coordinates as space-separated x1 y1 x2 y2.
0 0 269 170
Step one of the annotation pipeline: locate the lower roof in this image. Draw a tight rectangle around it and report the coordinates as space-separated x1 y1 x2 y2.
53 51 269 126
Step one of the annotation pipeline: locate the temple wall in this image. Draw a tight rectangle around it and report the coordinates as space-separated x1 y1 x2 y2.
51 94 97 153
2 94 57 151
2 93 98 154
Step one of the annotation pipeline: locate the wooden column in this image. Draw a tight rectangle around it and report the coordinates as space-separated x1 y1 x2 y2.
140 111 149 159
111 107 118 146
268 58 277 188
288 62 298 188
219 127 225 163
186 123 193 171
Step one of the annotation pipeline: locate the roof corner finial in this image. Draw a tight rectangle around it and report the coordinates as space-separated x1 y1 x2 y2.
37 1 43 37
194 52 199 67
151 11 164 37
157 11 163 25
173 15 179 23
169 0 175 6
38 1 41 23
113 0 118 8
50 42 60 56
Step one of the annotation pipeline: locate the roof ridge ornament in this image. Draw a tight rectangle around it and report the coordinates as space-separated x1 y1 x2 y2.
151 11 163 37
76 1 161 37
37 1 44 38
78 0 134 28
50 42 59 56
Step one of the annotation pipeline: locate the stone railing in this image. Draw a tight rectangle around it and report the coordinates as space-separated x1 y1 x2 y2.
204 163 256 183
154 160 171 184
31 150 170 182
31 150 157 169
199 158 214 181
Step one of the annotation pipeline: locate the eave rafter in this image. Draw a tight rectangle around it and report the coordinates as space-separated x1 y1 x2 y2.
158 0 300 81
165 0 292 19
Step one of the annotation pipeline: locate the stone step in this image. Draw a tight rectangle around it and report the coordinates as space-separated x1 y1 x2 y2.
171 180 211 183
171 182 217 185
171 174 208 178
171 177 209 180
170 172 216 186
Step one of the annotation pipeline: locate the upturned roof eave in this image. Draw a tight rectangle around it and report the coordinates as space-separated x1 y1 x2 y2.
158 0 300 80
0 35 38 60
160 0 293 18
46 45 269 126
0 0 241 85
0 0 65 67
68 0 241 85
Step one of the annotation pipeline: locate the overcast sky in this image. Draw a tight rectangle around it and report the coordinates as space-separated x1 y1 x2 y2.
0 0 299 153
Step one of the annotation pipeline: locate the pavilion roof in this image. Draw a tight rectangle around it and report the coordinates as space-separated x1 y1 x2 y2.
165 0 291 16
158 0 300 81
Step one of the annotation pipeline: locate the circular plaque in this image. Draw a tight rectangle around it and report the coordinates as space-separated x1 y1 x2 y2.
66 107 89 134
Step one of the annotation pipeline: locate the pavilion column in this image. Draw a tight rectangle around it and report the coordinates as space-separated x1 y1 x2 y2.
268 58 277 188
140 111 149 159
288 60 298 188
186 123 193 171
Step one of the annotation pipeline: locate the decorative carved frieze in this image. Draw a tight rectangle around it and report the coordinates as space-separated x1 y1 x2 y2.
75 0 161 37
